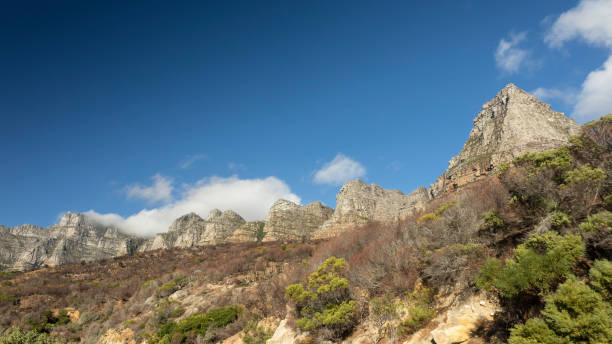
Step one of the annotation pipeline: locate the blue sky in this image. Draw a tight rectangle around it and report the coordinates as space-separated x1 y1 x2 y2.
1 0 611 235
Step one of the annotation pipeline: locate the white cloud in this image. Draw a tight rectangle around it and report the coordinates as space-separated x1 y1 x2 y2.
545 0 612 48
86 175 300 237
495 32 529 73
125 174 174 204
314 154 366 185
531 87 579 105
543 0 612 121
179 154 207 169
574 55 612 120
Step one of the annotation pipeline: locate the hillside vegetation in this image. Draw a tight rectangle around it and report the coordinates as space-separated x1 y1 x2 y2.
0 115 610 343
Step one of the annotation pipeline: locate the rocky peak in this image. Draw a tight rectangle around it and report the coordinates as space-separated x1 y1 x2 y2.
430 83 581 197
169 212 205 232
314 179 430 239
58 211 87 227
264 199 334 241
140 209 247 251
1 213 139 271
206 209 223 221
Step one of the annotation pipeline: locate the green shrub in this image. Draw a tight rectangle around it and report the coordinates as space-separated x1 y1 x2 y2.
255 222 266 243
398 286 435 336
153 305 241 343
508 277 612 344
512 147 573 181
480 210 505 231
604 194 612 211
399 305 434 336
589 259 612 302
0 328 61 344
579 211 612 232
418 201 456 224
286 257 356 339
550 211 571 230
156 276 188 298
142 280 156 289
0 294 15 303
242 320 273 344
475 232 585 297
563 163 606 186
168 307 185 319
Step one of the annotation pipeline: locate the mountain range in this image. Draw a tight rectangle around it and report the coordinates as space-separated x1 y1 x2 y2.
0 84 582 271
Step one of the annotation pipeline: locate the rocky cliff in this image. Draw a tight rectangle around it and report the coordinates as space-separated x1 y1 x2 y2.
139 210 246 251
0 212 141 271
430 83 581 197
314 179 431 239
262 200 334 241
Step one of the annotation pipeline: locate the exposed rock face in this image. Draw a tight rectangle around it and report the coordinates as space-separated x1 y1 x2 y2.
263 199 334 241
226 221 265 243
430 83 581 197
314 180 430 239
0 212 141 271
139 210 246 251
404 293 499 344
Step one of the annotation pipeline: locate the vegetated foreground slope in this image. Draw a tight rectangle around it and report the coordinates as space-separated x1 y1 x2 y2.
0 115 610 344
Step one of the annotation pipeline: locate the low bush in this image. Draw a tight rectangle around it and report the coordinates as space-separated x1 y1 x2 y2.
550 211 571 230
398 286 435 336
152 305 242 343
508 277 612 344
475 232 585 298
369 295 398 341
480 210 505 231
286 257 357 340
242 320 273 344
589 259 612 302
0 327 61 344
604 194 612 211
418 201 456 224
579 211 612 232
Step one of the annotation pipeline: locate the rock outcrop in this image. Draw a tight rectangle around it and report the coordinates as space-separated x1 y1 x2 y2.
314 180 430 238
263 200 334 241
139 210 246 251
226 221 265 243
405 293 499 344
430 83 581 197
0 212 141 271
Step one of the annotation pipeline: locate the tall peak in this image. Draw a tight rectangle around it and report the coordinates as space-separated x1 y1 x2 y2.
206 209 223 221
169 212 204 231
58 212 86 227
430 84 581 197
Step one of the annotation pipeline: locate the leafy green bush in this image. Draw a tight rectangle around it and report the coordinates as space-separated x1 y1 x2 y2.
155 276 189 298
563 163 606 186
475 232 585 297
480 210 505 231
286 257 356 339
255 222 266 243
152 305 241 343
398 286 435 336
0 328 61 344
579 211 612 232
589 259 612 302
418 201 456 224
550 211 571 230
242 320 273 344
508 277 612 344
512 146 572 180
604 194 612 211
0 294 15 303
